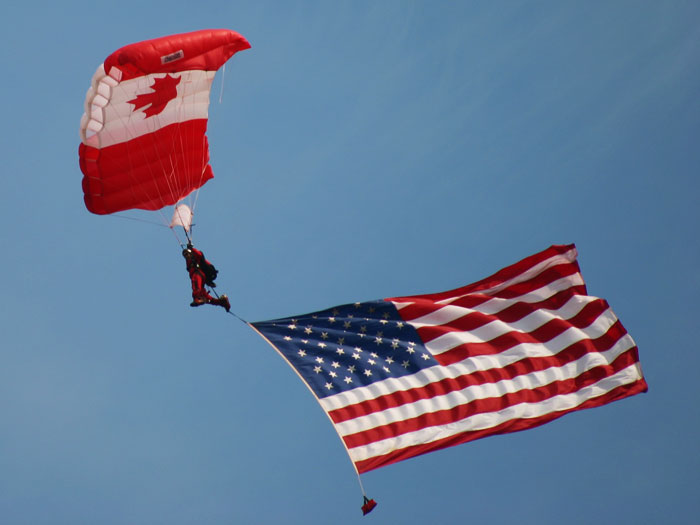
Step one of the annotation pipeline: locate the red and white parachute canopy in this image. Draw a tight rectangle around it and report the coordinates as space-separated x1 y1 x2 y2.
79 29 250 233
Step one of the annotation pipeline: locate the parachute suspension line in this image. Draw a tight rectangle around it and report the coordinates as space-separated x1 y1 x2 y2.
180 227 193 247
171 203 194 241
177 78 194 205
107 79 173 230
145 106 182 223
170 223 186 246
137 98 193 239
173 119 198 214
111 214 171 228
189 70 216 216
186 69 202 209
152 110 184 212
115 80 168 224
191 186 201 215
170 71 196 217
167 221 191 249
159 68 215 221
218 63 226 104
161 72 199 210
121 73 191 229
189 132 209 215
168 208 193 247
161 156 182 212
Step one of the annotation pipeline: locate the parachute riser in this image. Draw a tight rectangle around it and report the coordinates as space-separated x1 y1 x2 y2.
184 226 193 247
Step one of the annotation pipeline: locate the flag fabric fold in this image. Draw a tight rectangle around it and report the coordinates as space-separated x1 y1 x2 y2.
251 244 647 474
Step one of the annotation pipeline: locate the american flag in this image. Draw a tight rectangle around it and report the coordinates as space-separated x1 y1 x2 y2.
251 245 647 474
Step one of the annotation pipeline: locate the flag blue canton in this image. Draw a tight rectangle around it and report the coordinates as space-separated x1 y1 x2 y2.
252 300 438 399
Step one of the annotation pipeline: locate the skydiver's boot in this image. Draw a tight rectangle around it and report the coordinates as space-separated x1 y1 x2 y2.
190 295 207 307
217 295 231 312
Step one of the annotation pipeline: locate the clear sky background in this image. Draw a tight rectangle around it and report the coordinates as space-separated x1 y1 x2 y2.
2 2 699 524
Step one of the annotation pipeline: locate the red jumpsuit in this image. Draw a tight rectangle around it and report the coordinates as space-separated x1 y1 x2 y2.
184 247 214 304
182 246 230 311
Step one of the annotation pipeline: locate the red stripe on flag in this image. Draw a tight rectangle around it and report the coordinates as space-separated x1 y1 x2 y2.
354 377 648 473
434 298 610 366
395 261 583 322
414 286 586 344
328 320 633 425
342 347 641 450
389 245 579 306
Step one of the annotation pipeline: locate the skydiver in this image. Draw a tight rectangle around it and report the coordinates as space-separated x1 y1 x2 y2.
182 243 230 312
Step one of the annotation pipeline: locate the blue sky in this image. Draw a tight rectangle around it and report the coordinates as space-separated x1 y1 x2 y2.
2 2 699 524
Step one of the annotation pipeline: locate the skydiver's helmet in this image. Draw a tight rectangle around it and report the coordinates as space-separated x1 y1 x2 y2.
182 242 195 259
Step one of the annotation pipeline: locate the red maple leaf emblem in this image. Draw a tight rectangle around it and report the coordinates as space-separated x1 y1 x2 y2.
128 74 181 118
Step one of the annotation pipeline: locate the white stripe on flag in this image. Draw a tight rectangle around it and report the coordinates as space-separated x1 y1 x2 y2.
332 333 637 437
319 307 625 413
408 273 586 328
347 364 643 464
422 294 596 353
433 247 578 305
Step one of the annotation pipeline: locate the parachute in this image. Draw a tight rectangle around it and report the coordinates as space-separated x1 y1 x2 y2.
79 29 250 234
